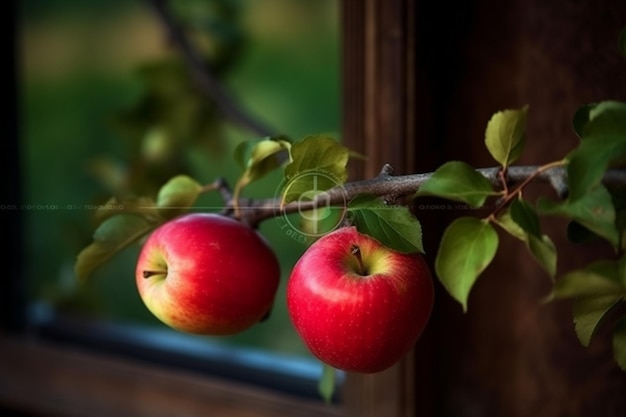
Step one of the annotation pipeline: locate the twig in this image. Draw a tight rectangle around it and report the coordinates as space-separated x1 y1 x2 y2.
213 164 626 228
490 160 568 217
145 0 275 137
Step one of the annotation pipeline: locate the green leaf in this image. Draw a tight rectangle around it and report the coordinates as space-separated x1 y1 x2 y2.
527 234 557 278
510 198 541 238
280 136 350 205
548 261 626 301
566 134 626 202
318 363 336 404
579 101 626 139
281 172 343 207
285 135 349 180
298 206 346 239
348 194 423 253
510 199 556 277
494 205 556 278
573 295 623 346
567 103 626 218
234 136 291 186
75 214 156 282
435 217 499 311
613 317 626 371
538 185 619 247
156 175 203 218
570 101 626 139
566 220 601 244
493 209 526 240
572 104 595 139
484 105 528 168
415 161 499 208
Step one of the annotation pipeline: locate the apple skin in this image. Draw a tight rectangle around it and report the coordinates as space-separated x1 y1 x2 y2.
136 213 280 335
287 226 434 373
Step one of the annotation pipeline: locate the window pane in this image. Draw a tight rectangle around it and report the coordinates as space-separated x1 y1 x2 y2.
20 0 340 360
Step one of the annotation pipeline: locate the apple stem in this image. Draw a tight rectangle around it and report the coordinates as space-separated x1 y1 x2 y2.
350 245 368 276
143 270 167 279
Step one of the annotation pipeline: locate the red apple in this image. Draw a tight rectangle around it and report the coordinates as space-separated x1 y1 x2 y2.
287 226 434 373
135 213 280 335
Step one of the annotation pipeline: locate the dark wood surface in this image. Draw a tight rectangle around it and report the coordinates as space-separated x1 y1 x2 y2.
410 0 626 416
0 335 343 417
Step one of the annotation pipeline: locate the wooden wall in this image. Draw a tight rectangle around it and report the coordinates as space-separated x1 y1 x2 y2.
416 1 626 416
343 0 626 416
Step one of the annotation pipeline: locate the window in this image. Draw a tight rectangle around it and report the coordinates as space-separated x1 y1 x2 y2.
2 1 419 416
19 0 341 356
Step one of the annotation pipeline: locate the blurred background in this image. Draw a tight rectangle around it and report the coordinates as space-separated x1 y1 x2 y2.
19 0 340 357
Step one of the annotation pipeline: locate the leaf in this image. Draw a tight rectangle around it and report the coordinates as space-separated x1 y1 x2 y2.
494 205 556 278
87 156 127 195
510 199 556 277
298 206 345 238
566 134 626 202
484 105 528 168
573 295 623 346
318 363 337 404
285 135 349 180
572 103 595 139
281 171 343 207
527 234 557 278
613 317 626 371
609 185 626 251
538 185 619 247
566 220 601 244
75 214 156 282
548 260 626 301
415 161 499 208
510 198 541 238
570 101 626 139
579 101 626 139
141 127 174 163
234 136 291 186
348 194 423 253
156 175 203 219
281 135 349 205
567 103 626 209
435 217 499 311
493 209 526 240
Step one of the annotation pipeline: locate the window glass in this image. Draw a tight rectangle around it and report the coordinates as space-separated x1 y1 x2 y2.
20 0 340 359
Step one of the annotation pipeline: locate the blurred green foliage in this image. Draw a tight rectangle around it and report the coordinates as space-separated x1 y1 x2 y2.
20 0 340 356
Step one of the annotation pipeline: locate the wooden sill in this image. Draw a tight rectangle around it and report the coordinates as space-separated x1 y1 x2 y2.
0 335 343 417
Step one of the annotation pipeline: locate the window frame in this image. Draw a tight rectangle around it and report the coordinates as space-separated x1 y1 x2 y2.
341 1 421 416
1 1 420 416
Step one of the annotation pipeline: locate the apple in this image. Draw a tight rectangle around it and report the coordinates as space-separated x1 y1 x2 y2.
135 213 280 335
287 226 434 373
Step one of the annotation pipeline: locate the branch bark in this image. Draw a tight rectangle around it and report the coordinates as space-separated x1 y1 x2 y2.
216 164 626 227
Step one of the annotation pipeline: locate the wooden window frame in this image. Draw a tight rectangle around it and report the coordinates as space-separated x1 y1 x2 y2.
341 1 419 416
0 1 421 416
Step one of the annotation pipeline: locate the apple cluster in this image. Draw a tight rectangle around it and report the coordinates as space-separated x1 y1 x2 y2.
135 213 434 373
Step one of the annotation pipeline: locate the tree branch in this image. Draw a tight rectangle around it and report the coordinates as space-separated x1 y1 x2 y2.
141 1 626 230
213 165 626 227
145 0 275 137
